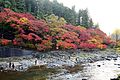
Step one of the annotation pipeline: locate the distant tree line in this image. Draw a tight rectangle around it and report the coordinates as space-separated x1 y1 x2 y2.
0 0 99 28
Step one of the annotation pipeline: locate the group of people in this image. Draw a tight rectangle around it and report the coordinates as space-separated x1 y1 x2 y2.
8 62 15 69
0 59 38 72
0 62 15 71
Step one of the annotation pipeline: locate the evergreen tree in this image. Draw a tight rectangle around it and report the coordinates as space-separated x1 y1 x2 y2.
71 5 77 25
0 0 95 27
94 23 99 28
77 9 82 25
88 18 94 28
77 8 94 28
81 9 89 28
16 0 26 12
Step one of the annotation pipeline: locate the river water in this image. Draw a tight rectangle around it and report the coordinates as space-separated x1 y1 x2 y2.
82 59 120 80
52 57 120 80
0 50 120 80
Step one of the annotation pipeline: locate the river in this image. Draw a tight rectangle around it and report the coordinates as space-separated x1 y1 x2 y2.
51 58 120 80
0 49 120 80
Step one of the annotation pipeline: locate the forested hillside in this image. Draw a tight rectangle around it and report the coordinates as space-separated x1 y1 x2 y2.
0 8 115 51
0 0 97 28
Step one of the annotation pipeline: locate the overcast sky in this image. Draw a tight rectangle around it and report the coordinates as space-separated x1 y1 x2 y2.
51 0 120 35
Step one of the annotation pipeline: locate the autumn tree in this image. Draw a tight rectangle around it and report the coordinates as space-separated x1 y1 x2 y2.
111 29 120 41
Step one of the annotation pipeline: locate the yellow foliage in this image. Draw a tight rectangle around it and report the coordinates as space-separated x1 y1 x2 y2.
88 35 103 45
50 27 68 36
88 38 98 43
111 28 120 41
19 17 29 24
46 14 66 28
112 28 120 34
79 26 86 30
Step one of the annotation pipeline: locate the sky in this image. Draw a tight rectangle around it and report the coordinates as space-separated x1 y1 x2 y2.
50 0 120 35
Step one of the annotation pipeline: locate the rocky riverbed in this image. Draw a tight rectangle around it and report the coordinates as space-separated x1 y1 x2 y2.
0 49 120 80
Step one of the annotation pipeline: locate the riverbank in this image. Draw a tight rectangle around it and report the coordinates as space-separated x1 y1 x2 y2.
0 49 120 80
0 49 118 70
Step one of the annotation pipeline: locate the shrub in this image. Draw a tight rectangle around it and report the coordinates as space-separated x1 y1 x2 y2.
0 8 115 51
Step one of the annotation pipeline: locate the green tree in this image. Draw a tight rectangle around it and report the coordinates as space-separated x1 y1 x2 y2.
88 18 94 28
94 23 99 28
0 0 11 9
0 0 95 27
77 9 82 25
15 0 26 12
70 5 77 25
77 8 93 28
81 9 89 28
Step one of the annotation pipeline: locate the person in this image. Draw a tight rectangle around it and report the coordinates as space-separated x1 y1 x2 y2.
35 59 37 65
0 66 3 72
9 62 11 68
12 63 15 69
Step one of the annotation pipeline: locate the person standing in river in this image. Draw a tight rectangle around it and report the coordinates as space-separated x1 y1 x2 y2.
35 59 37 65
9 62 11 68
12 63 15 69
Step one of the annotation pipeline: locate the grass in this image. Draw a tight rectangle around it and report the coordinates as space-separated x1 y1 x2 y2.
79 53 96 59
0 65 60 80
64 64 83 73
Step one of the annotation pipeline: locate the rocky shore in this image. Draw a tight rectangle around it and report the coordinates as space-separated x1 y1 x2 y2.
0 49 120 80
0 49 118 70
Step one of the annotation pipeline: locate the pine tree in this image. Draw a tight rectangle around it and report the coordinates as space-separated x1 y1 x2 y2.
88 18 93 28
81 9 89 28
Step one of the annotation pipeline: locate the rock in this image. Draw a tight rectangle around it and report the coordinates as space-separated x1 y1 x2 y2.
105 58 111 61
47 63 61 68
82 79 87 80
110 78 119 80
97 65 101 67
113 58 117 61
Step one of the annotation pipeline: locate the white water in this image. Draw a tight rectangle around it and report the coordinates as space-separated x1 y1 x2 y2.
78 58 120 80
52 57 120 80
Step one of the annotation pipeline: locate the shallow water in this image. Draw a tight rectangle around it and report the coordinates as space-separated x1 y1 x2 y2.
1 59 120 80
82 60 120 80
1 52 120 80
0 65 59 80
52 58 120 80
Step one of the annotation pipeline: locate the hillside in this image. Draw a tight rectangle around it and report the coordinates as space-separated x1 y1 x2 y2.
0 8 115 51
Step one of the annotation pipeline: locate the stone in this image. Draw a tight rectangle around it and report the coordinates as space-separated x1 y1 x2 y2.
97 65 101 67
110 78 119 80
82 79 87 80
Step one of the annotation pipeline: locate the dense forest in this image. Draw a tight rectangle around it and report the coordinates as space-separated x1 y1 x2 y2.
0 0 98 28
